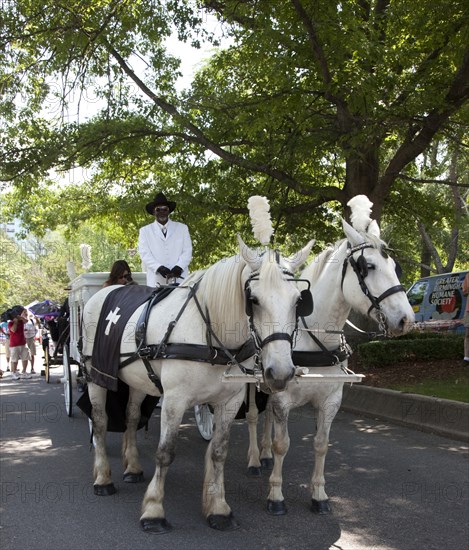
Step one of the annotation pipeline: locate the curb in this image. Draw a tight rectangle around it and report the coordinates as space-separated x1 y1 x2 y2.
341 384 469 443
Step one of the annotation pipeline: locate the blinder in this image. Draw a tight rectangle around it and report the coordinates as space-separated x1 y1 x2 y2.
244 286 255 318
356 253 369 279
297 288 314 317
244 278 313 320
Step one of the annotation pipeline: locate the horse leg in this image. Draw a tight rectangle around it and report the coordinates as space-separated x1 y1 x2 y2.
88 382 116 496
140 394 187 534
122 387 146 483
246 385 262 476
259 398 274 470
266 398 290 515
310 391 342 514
203 391 244 530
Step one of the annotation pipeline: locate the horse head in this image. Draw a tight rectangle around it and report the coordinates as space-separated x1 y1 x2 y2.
239 235 314 392
341 218 415 336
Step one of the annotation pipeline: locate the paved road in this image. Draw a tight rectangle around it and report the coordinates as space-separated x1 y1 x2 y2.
1 367 468 550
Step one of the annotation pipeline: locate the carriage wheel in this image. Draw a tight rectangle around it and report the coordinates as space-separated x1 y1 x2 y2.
194 404 214 441
62 344 73 417
44 346 51 384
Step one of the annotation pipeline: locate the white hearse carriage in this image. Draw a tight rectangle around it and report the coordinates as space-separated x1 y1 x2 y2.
60 272 214 439
62 272 147 417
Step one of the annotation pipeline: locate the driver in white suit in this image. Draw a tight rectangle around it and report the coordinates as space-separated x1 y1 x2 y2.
138 192 192 287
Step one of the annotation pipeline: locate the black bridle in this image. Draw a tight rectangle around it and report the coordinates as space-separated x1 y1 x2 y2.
244 269 313 352
340 242 405 333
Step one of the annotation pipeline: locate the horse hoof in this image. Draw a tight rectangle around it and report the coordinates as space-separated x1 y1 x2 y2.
267 499 287 516
311 499 331 514
123 471 144 483
140 518 172 534
247 466 262 477
93 483 116 496
261 458 274 470
207 512 240 531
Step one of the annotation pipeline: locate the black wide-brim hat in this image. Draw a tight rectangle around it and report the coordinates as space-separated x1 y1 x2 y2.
145 192 176 215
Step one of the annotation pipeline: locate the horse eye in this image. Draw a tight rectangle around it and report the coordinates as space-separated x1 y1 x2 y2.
367 263 375 270
250 296 259 305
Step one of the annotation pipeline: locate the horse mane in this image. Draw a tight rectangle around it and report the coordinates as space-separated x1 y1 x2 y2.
195 254 247 332
301 245 336 284
301 232 388 285
191 248 288 341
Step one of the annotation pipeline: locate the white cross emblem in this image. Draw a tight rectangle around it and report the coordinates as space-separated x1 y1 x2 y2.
104 307 121 335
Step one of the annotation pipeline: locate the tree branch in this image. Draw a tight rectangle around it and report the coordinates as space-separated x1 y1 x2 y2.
102 39 336 199
290 0 353 132
398 174 469 188
380 44 469 193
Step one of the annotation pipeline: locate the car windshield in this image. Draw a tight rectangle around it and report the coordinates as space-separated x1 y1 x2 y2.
407 281 428 306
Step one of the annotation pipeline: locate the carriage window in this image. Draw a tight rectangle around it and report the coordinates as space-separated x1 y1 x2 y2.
407 281 428 306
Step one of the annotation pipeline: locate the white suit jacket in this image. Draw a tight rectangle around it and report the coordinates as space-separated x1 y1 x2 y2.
138 219 192 287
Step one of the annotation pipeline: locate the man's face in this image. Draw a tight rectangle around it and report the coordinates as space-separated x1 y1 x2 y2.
154 205 170 225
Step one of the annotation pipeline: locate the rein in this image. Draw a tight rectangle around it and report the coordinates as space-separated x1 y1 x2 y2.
119 261 311 389
295 316 350 366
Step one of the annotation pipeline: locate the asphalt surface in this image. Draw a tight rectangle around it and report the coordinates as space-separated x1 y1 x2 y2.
1 366 468 550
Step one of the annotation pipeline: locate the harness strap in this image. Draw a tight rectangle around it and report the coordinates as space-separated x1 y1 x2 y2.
190 285 257 374
292 348 349 367
366 284 406 315
141 339 257 366
120 277 258 383
261 332 293 347
299 316 348 365
119 283 198 390
141 357 164 393
301 317 332 353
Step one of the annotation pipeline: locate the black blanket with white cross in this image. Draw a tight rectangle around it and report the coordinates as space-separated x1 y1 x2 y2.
90 284 156 391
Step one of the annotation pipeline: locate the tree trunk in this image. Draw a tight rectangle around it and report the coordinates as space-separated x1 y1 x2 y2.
344 146 383 221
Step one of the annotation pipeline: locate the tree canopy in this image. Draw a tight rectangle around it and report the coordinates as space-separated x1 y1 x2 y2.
1 0 468 276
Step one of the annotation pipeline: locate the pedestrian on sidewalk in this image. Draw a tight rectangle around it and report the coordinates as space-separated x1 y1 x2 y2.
8 306 31 380
0 318 11 372
24 314 40 374
462 272 469 367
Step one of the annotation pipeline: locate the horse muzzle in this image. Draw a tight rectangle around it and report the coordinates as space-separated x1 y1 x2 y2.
263 364 296 393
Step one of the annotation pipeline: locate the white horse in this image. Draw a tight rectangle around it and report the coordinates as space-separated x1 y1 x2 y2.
81 235 313 533
247 211 415 515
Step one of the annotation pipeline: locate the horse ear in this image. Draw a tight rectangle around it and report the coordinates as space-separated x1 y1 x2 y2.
367 219 381 238
237 234 263 270
286 239 315 272
342 218 364 246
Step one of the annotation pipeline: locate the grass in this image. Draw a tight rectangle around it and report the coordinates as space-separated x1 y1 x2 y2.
390 375 469 403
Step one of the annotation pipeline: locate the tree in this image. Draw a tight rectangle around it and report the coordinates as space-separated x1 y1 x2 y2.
1 0 468 272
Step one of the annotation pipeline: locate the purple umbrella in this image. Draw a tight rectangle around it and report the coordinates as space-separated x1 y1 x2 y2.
28 300 61 318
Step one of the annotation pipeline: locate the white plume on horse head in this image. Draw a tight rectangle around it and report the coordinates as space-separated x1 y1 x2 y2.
248 195 274 245
347 195 373 233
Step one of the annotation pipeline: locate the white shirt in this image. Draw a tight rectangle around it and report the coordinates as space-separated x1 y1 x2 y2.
24 319 37 339
138 218 192 287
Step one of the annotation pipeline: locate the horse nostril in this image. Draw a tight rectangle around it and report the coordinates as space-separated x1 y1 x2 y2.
400 316 413 333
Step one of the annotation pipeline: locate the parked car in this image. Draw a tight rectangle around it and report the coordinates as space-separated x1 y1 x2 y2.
407 270 468 333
